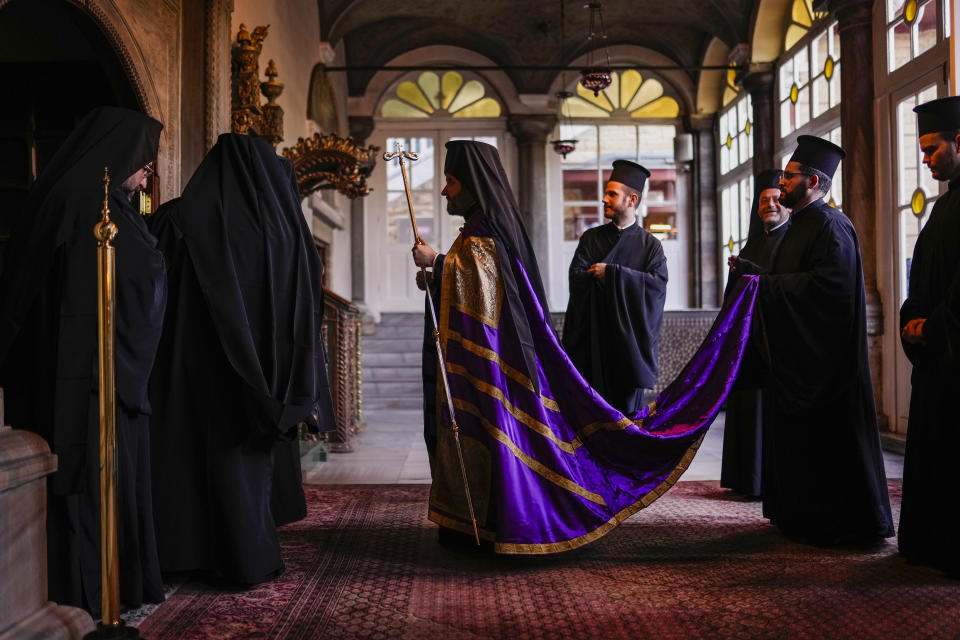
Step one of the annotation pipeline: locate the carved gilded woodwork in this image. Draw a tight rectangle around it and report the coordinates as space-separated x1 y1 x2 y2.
281 132 379 199
230 24 284 146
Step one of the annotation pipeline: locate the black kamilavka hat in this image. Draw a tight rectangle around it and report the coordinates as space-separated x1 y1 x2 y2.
609 159 651 192
789 135 845 179
914 96 960 136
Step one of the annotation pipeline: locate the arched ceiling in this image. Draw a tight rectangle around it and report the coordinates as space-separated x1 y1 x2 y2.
319 0 760 98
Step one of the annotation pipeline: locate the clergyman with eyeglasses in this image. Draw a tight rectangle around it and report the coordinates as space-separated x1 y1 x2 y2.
753 135 894 547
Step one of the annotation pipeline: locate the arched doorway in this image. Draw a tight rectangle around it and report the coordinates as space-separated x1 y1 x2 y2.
0 0 142 255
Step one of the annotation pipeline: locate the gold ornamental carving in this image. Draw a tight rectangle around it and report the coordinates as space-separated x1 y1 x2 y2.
231 24 284 146
281 133 379 199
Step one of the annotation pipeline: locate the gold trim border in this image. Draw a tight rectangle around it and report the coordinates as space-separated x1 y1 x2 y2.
428 510 498 542
493 430 706 554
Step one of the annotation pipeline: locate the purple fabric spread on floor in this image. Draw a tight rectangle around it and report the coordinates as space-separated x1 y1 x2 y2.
435 246 759 553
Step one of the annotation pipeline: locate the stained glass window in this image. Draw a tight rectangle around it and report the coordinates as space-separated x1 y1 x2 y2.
720 176 754 290
780 21 840 137
381 72 502 118
719 95 753 175
886 0 948 72
895 85 940 303
563 70 680 119
784 0 829 50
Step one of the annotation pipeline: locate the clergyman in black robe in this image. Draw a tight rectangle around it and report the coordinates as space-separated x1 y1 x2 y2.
562 160 668 415
0 106 166 612
758 135 893 545
898 96 960 576
721 169 790 497
148 133 335 584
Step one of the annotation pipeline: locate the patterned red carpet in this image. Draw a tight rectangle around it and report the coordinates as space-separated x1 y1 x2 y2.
140 481 959 639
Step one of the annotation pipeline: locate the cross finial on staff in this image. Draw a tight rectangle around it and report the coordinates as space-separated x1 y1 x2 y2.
382 140 419 163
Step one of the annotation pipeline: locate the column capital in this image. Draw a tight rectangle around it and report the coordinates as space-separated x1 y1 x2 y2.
821 0 873 29
686 114 716 134
741 66 776 96
348 116 374 144
507 114 557 144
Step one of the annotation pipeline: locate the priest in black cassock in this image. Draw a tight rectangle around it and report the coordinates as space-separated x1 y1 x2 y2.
758 135 893 545
148 133 335 585
898 96 960 576
721 169 791 497
0 106 166 612
562 160 668 414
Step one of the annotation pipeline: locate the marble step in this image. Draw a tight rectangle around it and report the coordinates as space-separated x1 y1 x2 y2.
363 396 424 411
362 351 422 367
377 313 424 326
363 380 422 397
367 322 425 338
361 337 423 353
363 366 421 381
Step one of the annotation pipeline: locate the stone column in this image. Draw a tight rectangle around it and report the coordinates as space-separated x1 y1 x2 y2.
348 116 375 307
688 115 720 308
827 0 885 424
742 65 776 174
507 114 556 291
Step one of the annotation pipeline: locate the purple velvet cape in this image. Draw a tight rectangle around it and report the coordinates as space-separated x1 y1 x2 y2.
427 217 759 553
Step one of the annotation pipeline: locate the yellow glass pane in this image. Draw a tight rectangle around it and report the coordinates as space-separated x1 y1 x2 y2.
448 80 485 113
397 81 434 114
381 99 430 118
576 82 614 112
904 0 917 23
794 0 813 27
626 79 664 112
604 71 621 109
620 70 643 110
785 24 807 50
727 68 738 89
722 87 739 107
452 97 501 118
745 120 751 134
441 72 463 110
566 97 611 117
726 133 733 149
728 236 735 252
630 96 680 118
824 56 835 79
911 188 926 216
790 83 799 103
418 72 441 109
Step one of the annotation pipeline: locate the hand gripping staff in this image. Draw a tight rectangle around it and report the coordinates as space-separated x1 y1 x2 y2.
383 141 480 545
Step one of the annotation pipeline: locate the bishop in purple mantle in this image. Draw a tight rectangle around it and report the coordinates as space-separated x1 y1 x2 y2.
413 140 758 553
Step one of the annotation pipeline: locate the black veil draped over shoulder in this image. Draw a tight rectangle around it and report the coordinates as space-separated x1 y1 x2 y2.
0 106 165 611
148 133 334 584
443 140 550 392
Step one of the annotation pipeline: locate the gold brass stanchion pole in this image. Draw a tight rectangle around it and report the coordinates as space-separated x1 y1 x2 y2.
85 168 139 639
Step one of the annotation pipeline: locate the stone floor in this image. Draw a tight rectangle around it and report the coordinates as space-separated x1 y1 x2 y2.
304 409 905 484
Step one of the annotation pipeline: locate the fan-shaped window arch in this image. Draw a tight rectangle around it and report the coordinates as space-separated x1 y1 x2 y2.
380 71 502 118
784 0 829 50
563 70 680 119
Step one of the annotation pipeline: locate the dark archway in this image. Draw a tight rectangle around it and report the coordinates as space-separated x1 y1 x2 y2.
0 0 140 247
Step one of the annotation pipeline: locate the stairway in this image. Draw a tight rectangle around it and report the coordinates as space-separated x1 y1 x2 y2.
361 313 425 411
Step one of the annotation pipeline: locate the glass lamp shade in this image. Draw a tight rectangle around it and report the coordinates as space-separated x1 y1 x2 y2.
550 139 578 158
580 68 612 97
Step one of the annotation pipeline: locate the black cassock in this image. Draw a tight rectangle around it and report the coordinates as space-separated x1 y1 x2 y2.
720 221 790 496
563 222 667 414
899 176 960 574
0 107 165 611
758 198 893 543
148 134 335 584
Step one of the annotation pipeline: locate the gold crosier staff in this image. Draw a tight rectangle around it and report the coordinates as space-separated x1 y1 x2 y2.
86 168 139 639
383 142 480 545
